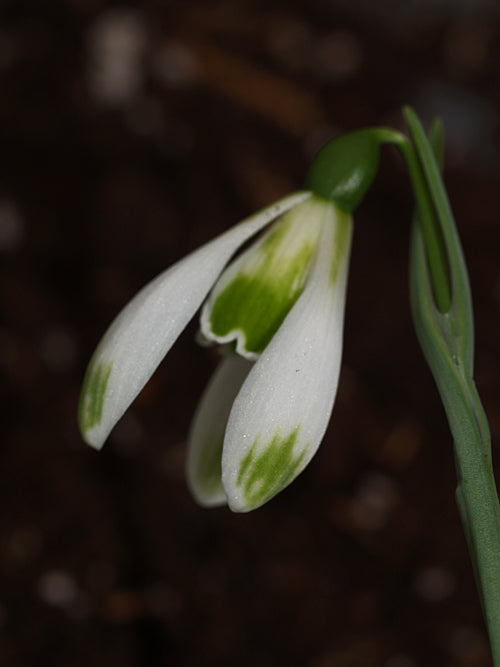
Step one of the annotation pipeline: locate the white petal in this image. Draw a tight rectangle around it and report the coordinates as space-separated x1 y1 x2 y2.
186 355 253 507
222 202 353 512
79 191 311 449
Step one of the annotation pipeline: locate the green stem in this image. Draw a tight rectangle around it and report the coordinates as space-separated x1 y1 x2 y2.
407 109 500 663
455 427 500 663
360 125 452 314
411 225 500 661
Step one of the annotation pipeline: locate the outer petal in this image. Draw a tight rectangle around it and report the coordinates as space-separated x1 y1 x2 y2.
186 355 253 507
79 191 311 449
221 202 353 512
200 196 326 359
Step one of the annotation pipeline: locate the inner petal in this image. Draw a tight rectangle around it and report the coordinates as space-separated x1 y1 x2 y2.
200 195 327 358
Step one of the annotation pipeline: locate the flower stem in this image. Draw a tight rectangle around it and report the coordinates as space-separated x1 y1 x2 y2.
406 108 500 664
375 122 452 314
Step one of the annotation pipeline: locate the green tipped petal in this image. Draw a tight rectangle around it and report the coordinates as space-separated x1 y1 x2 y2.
78 360 113 435
222 202 353 512
78 191 309 450
201 195 326 359
187 355 252 507
236 428 306 509
192 435 224 501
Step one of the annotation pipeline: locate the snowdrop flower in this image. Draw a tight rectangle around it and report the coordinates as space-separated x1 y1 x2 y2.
79 129 387 511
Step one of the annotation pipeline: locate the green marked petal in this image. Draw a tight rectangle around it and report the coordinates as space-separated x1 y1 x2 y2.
200 195 327 358
222 202 352 512
78 360 113 435
192 435 225 500
78 191 310 450
236 428 306 509
186 355 252 507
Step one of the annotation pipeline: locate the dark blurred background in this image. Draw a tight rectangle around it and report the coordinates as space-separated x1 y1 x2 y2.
1 1 500 665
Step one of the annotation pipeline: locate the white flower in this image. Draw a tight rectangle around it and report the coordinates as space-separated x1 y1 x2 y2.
79 191 352 512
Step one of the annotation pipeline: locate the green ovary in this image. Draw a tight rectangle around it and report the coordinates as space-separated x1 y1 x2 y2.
209 243 314 355
78 360 112 434
237 429 306 508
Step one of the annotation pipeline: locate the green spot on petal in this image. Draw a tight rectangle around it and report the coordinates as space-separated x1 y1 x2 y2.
194 434 224 497
78 360 113 434
209 268 309 354
206 199 326 355
237 428 306 508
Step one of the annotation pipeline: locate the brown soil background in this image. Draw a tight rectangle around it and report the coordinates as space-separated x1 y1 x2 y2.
1 1 500 665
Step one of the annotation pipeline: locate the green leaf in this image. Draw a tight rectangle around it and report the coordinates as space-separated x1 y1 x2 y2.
407 108 500 663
